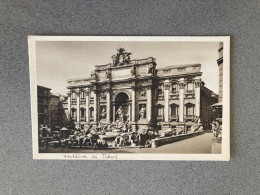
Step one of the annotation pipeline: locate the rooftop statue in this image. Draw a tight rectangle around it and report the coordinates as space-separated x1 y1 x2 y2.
112 48 132 66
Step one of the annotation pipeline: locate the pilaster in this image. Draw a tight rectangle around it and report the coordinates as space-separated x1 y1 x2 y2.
195 78 201 117
178 78 185 123
67 90 71 120
93 90 98 123
131 86 137 122
75 89 80 124
85 88 90 123
164 80 170 122
146 85 152 122
106 88 111 122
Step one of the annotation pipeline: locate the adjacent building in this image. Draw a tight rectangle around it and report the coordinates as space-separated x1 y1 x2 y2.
211 42 223 119
62 48 217 131
37 85 51 127
50 94 69 130
38 85 69 130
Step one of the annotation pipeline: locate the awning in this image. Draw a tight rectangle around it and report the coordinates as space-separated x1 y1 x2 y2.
60 127 68 131
210 102 223 108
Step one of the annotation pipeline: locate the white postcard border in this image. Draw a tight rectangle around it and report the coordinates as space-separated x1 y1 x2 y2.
28 36 230 161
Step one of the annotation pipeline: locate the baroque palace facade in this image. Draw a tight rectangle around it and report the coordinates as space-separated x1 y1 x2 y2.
63 48 217 131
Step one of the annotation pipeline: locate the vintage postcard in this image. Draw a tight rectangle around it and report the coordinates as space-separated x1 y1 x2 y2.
28 36 230 160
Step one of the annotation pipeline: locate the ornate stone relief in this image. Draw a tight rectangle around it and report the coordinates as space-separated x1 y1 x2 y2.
164 83 170 90
91 72 97 80
105 69 111 80
140 89 146 97
131 66 136 76
100 92 106 100
195 80 201 87
178 82 186 89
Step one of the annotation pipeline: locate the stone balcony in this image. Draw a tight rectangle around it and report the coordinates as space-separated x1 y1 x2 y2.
170 115 179 121
185 90 195 98
71 117 77 121
170 91 179 99
184 115 196 121
157 115 164 121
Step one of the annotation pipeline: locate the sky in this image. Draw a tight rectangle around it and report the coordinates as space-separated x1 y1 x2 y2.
36 41 219 95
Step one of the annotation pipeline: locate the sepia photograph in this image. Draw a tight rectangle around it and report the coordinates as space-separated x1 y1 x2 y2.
29 36 230 160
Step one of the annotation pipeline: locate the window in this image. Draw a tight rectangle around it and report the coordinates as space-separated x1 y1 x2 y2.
157 105 164 117
186 103 194 116
90 91 94 99
157 84 163 95
80 108 85 118
171 83 178 93
71 108 76 118
90 107 94 118
170 104 179 116
80 91 85 99
71 92 76 99
186 82 194 91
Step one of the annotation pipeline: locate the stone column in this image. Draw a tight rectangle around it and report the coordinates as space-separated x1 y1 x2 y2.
131 86 136 122
93 91 97 122
164 80 170 122
85 89 90 123
195 78 201 117
146 85 152 121
67 90 71 120
75 89 80 124
178 78 185 122
106 89 111 122
128 104 131 121
113 105 116 122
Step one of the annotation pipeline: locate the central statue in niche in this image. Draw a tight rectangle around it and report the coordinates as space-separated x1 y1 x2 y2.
116 106 125 122
111 48 132 66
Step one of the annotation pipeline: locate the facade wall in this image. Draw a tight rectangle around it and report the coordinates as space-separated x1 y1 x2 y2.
200 85 218 129
64 50 216 131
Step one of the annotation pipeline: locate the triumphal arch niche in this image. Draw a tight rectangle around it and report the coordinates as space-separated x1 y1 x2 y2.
66 48 209 132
